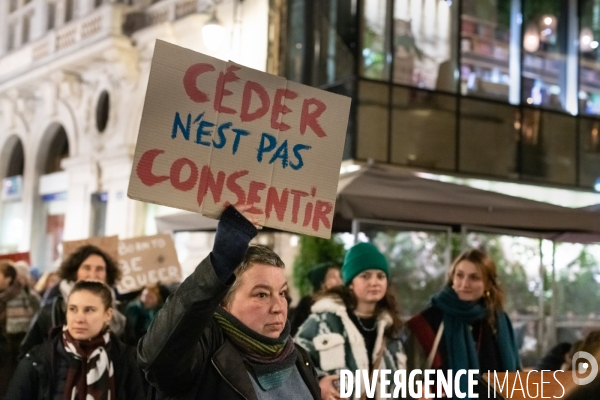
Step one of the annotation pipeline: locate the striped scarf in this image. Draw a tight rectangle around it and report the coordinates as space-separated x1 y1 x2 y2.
214 307 297 391
62 325 116 400
0 280 38 334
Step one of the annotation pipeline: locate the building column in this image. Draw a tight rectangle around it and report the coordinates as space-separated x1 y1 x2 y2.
61 156 99 240
19 145 37 254
31 0 49 41
98 147 145 239
0 0 9 55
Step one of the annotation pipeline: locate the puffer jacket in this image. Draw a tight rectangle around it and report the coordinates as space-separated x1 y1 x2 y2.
5 329 145 400
294 295 407 400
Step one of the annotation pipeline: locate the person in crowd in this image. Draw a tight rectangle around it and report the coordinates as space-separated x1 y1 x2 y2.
20 245 126 358
138 205 321 399
125 283 164 345
564 331 600 371
536 342 572 371
34 271 61 303
12 262 31 288
405 249 520 398
564 331 600 399
290 262 342 336
295 242 406 400
0 262 40 397
6 280 145 400
562 340 583 371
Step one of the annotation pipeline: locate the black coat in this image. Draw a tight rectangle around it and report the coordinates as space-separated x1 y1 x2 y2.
6 329 145 400
138 256 322 400
290 295 313 337
18 294 64 359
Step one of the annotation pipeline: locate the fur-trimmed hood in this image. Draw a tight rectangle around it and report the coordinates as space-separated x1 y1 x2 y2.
309 295 393 371
310 295 394 328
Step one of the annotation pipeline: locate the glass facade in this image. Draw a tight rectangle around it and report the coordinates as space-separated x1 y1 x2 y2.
391 86 456 169
286 0 600 190
393 0 458 92
286 0 356 87
361 0 391 80
580 0 600 116
460 0 518 102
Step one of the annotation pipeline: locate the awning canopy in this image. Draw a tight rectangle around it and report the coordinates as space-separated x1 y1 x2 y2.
155 212 218 233
335 166 600 242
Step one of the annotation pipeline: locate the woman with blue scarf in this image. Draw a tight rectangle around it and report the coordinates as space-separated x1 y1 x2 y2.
406 249 520 399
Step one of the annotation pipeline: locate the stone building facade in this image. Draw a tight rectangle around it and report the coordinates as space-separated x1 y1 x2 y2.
0 0 271 269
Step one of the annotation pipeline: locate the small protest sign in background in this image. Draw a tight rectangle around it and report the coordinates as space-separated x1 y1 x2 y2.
116 233 182 294
62 236 119 263
128 40 351 238
0 252 31 265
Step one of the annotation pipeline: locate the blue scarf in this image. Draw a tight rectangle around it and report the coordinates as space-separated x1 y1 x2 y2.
431 286 520 397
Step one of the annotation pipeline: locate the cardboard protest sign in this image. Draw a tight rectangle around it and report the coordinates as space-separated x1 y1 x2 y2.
128 40 351 238
62 236 119 263
115 233 182 294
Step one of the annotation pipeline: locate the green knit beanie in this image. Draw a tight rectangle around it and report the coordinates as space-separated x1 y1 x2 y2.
342 242 389 285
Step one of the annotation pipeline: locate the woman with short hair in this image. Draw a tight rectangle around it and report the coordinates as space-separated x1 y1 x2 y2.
138 205 321 399
6 280 144 400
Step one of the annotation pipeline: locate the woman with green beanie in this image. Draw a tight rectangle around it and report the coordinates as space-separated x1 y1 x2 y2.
405 249 520 398
295 242 406 400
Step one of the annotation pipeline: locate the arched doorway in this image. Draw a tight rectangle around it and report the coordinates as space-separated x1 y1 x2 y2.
0 136 25 254
35 124 70 269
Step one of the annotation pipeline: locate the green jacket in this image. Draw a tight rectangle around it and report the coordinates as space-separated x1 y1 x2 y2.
294 296 406 399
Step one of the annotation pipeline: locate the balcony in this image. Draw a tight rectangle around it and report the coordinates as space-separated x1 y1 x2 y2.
0 4 128 83
146 0 205 25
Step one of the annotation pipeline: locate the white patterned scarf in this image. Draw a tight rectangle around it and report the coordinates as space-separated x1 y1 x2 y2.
61 325 115 400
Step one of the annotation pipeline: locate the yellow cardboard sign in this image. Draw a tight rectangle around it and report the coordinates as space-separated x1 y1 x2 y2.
128 40 351 238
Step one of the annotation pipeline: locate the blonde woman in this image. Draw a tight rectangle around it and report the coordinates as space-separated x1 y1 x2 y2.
405 249 520 398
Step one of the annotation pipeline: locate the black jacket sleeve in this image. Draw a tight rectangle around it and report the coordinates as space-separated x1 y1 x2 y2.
4 358 39 400
18 305 52 359
122 346 146 400
137 206 256 395
290 296 313 337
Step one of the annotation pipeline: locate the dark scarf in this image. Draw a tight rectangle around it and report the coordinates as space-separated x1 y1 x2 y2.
61 325 116 400
214 307 297 391
432 286 520 396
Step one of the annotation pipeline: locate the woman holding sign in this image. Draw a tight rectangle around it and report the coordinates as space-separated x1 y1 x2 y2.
138 205 321 399
294 242 406 400
6 280 145 400
405 249 520 399
19 245 126 358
